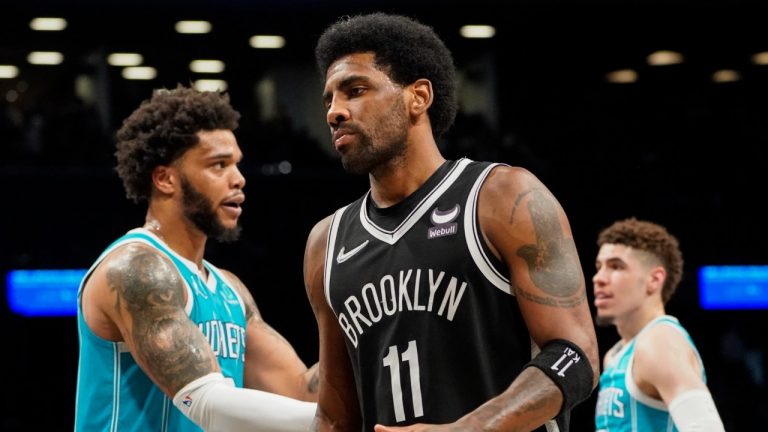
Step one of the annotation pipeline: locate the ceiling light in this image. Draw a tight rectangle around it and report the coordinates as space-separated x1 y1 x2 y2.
122 66 157 80
606 69 638 84
249 35 285 49
647 50 684 66
459 25 496 39
190 60 225 73
712 69 741 83
175 21 212 34
27 52 64 65
751 52 768 65
194 79 228 92
0 65 19 79
107 53 143 66
30 17 67 31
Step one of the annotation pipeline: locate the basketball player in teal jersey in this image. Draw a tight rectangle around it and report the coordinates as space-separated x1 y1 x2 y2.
593 218 725 431
303 13 599 432
75 86 317 431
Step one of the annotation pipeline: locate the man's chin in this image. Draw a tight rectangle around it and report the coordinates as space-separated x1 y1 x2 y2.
595 314 614 327
214 226 241 243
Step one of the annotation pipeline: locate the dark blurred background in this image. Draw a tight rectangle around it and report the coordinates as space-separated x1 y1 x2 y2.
1 0 766 430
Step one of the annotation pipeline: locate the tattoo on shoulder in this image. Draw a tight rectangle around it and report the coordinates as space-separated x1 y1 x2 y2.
513 189 585 307
106 247 213 392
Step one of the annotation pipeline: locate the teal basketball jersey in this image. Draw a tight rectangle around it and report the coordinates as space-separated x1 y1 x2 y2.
594 315 705 432
74 229 247 431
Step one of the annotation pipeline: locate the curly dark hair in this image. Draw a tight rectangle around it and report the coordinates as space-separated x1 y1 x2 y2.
315 13 457 137
597 218 684 304
115 85 240 202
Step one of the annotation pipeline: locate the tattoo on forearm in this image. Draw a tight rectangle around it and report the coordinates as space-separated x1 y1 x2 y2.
461 368 563 431
108 248 213 393
513 189 584 306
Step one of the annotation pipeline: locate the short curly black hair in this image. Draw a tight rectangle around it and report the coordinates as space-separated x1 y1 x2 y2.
115 85 240 202
315 13 457 137
597 218 684 304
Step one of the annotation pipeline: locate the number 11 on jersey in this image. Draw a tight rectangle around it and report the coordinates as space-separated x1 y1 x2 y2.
382 340 424 422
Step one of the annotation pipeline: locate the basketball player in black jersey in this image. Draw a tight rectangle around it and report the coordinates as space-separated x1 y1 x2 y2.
303 13 599 432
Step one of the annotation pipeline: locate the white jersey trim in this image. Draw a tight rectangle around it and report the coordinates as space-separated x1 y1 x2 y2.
324 206 349 312
625 316 701 411
359 158 472 245
464 163 512 294
207 264 247 318
111 343 120 432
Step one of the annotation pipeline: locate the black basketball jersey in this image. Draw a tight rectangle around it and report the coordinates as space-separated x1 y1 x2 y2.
324 158 568 431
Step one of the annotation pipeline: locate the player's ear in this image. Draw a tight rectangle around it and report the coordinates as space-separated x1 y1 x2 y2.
647 266 666 297
409 78 433 116
152 165 177 195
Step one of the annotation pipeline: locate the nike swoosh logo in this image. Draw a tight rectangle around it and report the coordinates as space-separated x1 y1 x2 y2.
336 240 370 264
430 204 461 225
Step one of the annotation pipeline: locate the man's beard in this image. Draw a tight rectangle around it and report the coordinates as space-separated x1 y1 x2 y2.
181 177 241 243
340 96 409 175
595 315 614 327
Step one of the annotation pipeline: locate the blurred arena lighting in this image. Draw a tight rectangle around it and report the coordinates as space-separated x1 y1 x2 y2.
27 51 64 65
29 17 67 31
6 89 18 102
175 20 212 34
699 265 768 310
712 69 741 83
194 79 228 91
751 51 768 65
190 59 225 73
647 50 684 66
122 66 157 80
0 65 19 79
6 269 86 317
606 69 638 83
249 35 285 49
459 25 496 38
107 52 144 66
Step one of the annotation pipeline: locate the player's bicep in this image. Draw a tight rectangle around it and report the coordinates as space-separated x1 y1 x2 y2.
481 169 592 343
482 169 584 306
509 190 583 308
106 246 218 396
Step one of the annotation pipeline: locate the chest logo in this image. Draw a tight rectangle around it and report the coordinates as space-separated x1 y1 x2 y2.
428 204 460 239
337 240 370 264
430 204 461 225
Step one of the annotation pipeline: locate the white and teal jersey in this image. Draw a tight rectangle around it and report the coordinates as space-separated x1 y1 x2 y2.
594 315 706 432
74 228 247 432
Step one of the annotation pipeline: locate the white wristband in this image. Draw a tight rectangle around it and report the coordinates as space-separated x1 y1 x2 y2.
668 389 725 432
173 372 317 432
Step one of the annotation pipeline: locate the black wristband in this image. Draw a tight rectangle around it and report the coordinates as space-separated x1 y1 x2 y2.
524 339 594 415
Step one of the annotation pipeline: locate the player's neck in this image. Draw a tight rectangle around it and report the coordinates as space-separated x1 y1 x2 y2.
143 211 207 271
369 142 445 208
616 305 665 343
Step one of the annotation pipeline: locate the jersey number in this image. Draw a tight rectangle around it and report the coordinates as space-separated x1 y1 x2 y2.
382 340 424 422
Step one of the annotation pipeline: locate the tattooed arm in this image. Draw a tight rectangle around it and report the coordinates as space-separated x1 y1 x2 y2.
87 244 218 395
221 269 319 402
81 243 316 431
376 166 598 432
465 166 598 429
